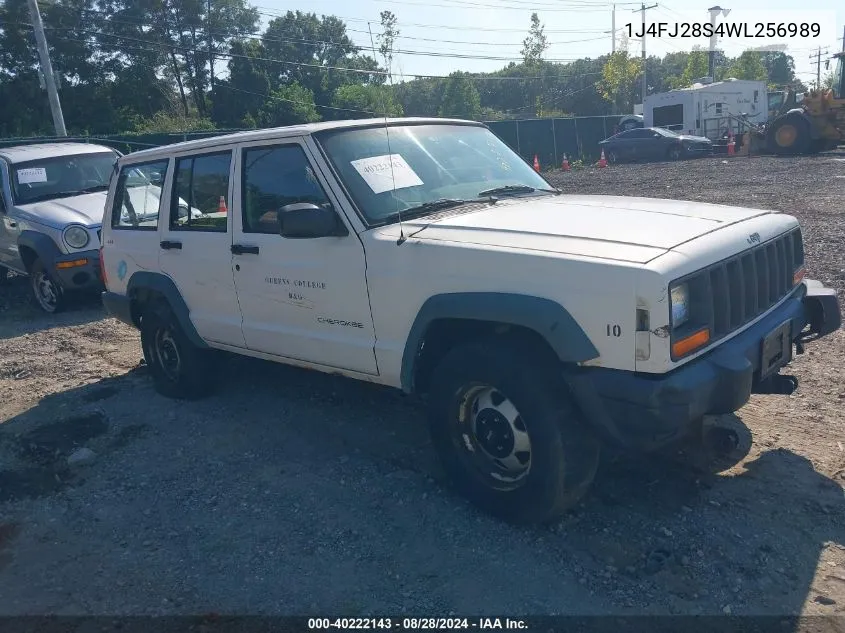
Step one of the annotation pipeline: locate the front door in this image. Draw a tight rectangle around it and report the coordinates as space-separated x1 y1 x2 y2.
157 148 245 348
230 138 378 374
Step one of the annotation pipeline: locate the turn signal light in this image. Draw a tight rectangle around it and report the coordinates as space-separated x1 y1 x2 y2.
56 258 88 270
672 328 711 358
793 266 806 285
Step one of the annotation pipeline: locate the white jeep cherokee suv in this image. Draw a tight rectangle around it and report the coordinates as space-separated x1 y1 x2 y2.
99 118 841 523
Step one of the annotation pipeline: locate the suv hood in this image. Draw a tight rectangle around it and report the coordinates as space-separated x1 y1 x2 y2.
401 194 775 263
15 191 107 227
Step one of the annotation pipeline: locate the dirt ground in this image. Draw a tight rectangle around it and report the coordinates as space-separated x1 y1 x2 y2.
1 153 844 620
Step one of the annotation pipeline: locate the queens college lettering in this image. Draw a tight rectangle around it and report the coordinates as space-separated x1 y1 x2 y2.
264 277 326 290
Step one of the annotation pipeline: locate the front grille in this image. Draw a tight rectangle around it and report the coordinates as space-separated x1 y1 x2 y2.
671 227 804 356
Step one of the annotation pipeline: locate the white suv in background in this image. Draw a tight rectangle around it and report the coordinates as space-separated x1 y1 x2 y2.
98 118 841 523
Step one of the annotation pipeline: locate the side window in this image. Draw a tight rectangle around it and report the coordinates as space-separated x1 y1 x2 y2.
111 159 169 230
170 151 231 232
241 144 332 235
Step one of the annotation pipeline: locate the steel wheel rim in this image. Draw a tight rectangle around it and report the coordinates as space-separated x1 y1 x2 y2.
154 327 182 382
776 124 797 147
455 384 532 489
33 271 58 312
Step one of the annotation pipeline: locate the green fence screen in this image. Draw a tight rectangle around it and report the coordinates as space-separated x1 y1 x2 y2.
0 116 626 168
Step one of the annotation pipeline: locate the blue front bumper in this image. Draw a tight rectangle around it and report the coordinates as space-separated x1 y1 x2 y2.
565 280 841 450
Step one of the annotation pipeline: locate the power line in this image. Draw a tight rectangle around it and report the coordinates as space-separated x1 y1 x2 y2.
43 29 603 82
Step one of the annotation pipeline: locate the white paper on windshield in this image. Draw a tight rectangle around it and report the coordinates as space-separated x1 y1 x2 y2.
17 167 48 184
350 154 423 194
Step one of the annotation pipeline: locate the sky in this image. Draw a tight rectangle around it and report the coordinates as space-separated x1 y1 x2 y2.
258 0 844 92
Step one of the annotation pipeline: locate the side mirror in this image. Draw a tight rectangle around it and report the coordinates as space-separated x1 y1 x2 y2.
278 202 348 239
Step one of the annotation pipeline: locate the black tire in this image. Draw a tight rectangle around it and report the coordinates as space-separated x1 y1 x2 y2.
427 340 601 524
766 114 811 155
140 302 216 400
30 258 66 313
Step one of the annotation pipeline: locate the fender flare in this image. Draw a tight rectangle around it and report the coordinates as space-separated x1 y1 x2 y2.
399 292 599 393
126 271 209 349
17 230 62 271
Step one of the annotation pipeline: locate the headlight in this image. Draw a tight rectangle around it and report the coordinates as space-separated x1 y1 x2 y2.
63 225 90 249
670 283 689 328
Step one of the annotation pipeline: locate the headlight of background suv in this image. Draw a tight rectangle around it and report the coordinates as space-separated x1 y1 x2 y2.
670 282 689 328
63 225 90 250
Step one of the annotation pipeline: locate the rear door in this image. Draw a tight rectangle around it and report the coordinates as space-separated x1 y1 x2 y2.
102 157 171 295
229 137 378 374
157 147 246 348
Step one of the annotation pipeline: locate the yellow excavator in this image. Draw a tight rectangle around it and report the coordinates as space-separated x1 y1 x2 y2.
744 51 845 155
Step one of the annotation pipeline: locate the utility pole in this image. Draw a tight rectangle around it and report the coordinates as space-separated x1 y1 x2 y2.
632 3 658 105
707 6 730 79
810 47 829 89
27 0 66 136
207 0 214 90
611 4 616 53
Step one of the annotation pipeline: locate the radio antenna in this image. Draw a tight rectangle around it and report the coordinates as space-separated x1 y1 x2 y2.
368 21 406 245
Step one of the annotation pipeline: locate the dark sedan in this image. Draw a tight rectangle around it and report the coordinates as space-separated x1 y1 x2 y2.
598 127 713 164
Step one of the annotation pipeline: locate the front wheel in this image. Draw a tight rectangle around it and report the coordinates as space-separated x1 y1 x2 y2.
30 258 65 313
667 145 682 161
140 303 217 400
427 340 601 524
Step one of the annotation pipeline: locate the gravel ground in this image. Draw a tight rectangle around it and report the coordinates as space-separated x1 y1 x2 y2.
1 152 844 619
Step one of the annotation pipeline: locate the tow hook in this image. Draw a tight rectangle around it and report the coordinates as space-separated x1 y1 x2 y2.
754 373 799 395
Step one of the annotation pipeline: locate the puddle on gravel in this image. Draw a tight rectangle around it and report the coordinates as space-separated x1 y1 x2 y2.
0 522 20 570
0 412 109 503
16 412 109 466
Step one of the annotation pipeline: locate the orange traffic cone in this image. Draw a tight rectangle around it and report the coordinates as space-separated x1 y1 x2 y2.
727 132 735 156
597 149 608 168
218 195 228 214
533 155 540 172
561 154 571 172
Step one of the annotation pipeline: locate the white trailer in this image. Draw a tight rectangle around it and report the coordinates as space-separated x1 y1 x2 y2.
643 78 768 140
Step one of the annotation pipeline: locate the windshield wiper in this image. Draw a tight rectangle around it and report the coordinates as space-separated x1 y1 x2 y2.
477 184 560 197
400 198 477 216
394 196 497 245
78 184 110 193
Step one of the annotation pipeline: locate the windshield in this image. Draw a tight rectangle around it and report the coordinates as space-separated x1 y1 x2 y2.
11 151 119 205
315 123 554 224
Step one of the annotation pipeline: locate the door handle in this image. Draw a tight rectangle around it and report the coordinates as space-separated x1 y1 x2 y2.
160 240 182 250
231 244 259 255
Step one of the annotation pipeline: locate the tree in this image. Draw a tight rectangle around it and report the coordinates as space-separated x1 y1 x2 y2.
333 84 402 118
261 11 381 108
677 48 710 87
726 51 767 81
598 50 642 115
211 39 270 127
377 11 399 82
762 52 797 87
258 82 320 126
521 13 548 66
438 72 481 119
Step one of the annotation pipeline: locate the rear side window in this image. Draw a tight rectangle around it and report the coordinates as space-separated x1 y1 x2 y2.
170 151 232 232
111 159 169 230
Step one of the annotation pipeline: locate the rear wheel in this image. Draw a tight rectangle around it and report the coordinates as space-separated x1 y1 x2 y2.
427 340 601 524
667 145 682 161
767 114 811 155
30 258 65 313
140 303 216 400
